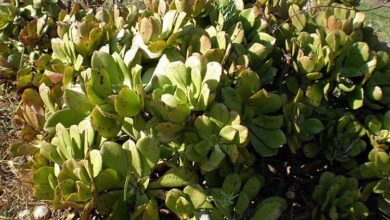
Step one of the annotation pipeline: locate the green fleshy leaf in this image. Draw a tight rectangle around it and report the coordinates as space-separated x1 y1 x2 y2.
44 108 87 133
115 87 141 117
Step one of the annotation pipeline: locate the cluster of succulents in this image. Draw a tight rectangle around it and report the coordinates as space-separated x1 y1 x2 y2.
312 172 368 219
353 146 390 214
1 0 390 218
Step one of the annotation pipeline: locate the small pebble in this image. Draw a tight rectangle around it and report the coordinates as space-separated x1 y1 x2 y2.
199 212 211 220
18 209 31 220
33 205 51 220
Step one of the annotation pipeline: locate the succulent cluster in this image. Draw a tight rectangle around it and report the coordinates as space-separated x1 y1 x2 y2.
353 147 390 214
312 172 368 219
2 0 390 218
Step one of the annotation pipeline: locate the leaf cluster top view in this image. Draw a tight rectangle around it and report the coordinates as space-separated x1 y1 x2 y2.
1 0 390 219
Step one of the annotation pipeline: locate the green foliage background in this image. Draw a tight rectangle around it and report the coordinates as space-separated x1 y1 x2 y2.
1 0 390 219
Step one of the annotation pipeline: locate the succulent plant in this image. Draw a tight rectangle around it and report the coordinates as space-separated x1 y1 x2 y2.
285 4 374 111
148 87 191 142
68 14 105 57
364 111 390 146
14 88 46 138
364 51 390 109
51 36 83 69
289 31 329 80
309 2 365 34
36 124 118 209
53 159 94 208
80 51 145 138
312 172 369 219
183 103 249 172
251 197 288 220
40 121 95 163
56 4 84 39
35 120 163 212
0 3 17 31
0 42 23 80
210 174 264 218
284 89 325 154
244 90 285 157
3 0 390 218
223 69 286 157
31 0 60 17
288 4 307 32
33 120 96 207
165 185 205 219
93 136 161 218
322 112 366 169
151 53 222 111
353 148 390 214
173 0 212 17
327 40 377 110
18 15 56 49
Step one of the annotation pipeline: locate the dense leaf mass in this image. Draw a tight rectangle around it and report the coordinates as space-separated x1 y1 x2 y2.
1 0 390 219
